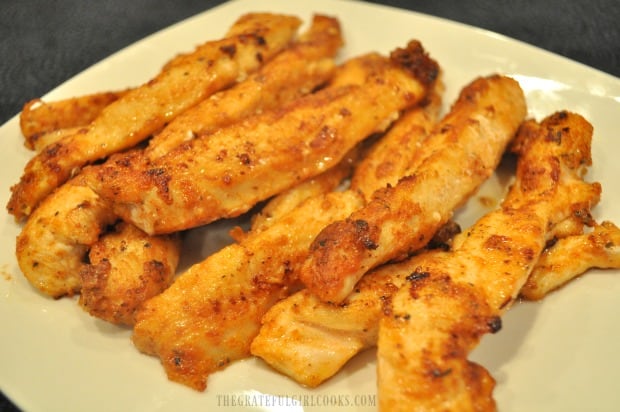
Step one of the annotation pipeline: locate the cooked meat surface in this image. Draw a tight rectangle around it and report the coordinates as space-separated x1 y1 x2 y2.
299 74 527 304
146 14 343 159
88 42 439 235
7 13 302 219
377 111 601 411
132 190 365 390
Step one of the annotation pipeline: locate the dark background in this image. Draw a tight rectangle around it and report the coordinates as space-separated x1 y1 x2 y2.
0 0 618 410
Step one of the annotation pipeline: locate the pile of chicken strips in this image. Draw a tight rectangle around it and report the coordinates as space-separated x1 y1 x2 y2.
8 12 620 411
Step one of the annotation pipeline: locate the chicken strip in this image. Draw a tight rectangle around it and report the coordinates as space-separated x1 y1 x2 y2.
236 60 437 239
7 12 302 220
79 221 181 326
350 83 443 200
250 91 448 385
132 189 365 391
16 147 183 323
89 41 439 235
20 15 336 154
16 146 179 319
19 90 130 150
14 162 182 313
246 146 360 237
15 175 117 298
300 74 527 304
520 220 620 300
246 60 442 235
252 115 616 389
377 111 601 411
250 245 448 388
253 217 619 388
27 126 84 153
146 14 343 160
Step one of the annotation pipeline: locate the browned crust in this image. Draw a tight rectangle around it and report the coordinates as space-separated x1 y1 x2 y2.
7 13 302 220
300 75 527 303
79 222 181 325
19 91 130 150
88 43 438 235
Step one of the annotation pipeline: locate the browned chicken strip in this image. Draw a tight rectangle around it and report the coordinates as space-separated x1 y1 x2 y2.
79 221 181 326
132 189 365 391
21 15 339 154
15 175 117 298
19 90 130 150
350 83 443 200
246 146 360 236
377 111 602 411
15 162 182 319
252 210 618 388
250 88 446 386
28 126 84 153
300 74 527 304
250 246 446 388
146 14 343 160
88 41 439 235
238 63 438 241
130 49 434 377
521 220 620 300
7 13 302 220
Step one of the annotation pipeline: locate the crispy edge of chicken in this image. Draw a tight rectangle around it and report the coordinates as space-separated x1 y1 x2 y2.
244 146 360 238
376 111 602 411
350 79 443 201
88 41 439 235
19 90 131 151
250 87 446 387
131 189 365 391
27 126 84 153
15 175 117 298
250 211 620 389
145 14 343 160
521 220 620 300
79 221 181 326
299 74 527 304
7 12 302 220
252 110 617 395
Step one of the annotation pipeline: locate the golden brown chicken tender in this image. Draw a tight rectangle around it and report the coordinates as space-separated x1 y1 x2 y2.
146 14 343 159
132 190 365 391
19 90 130 151
520 220 620 300
79 221 181 326
88 41 439 235
7 13 302 220
300 74 527 304
15 176 117 298
378 111 601 411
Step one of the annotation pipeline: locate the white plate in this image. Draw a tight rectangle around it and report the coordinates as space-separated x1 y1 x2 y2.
1 0 619 411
